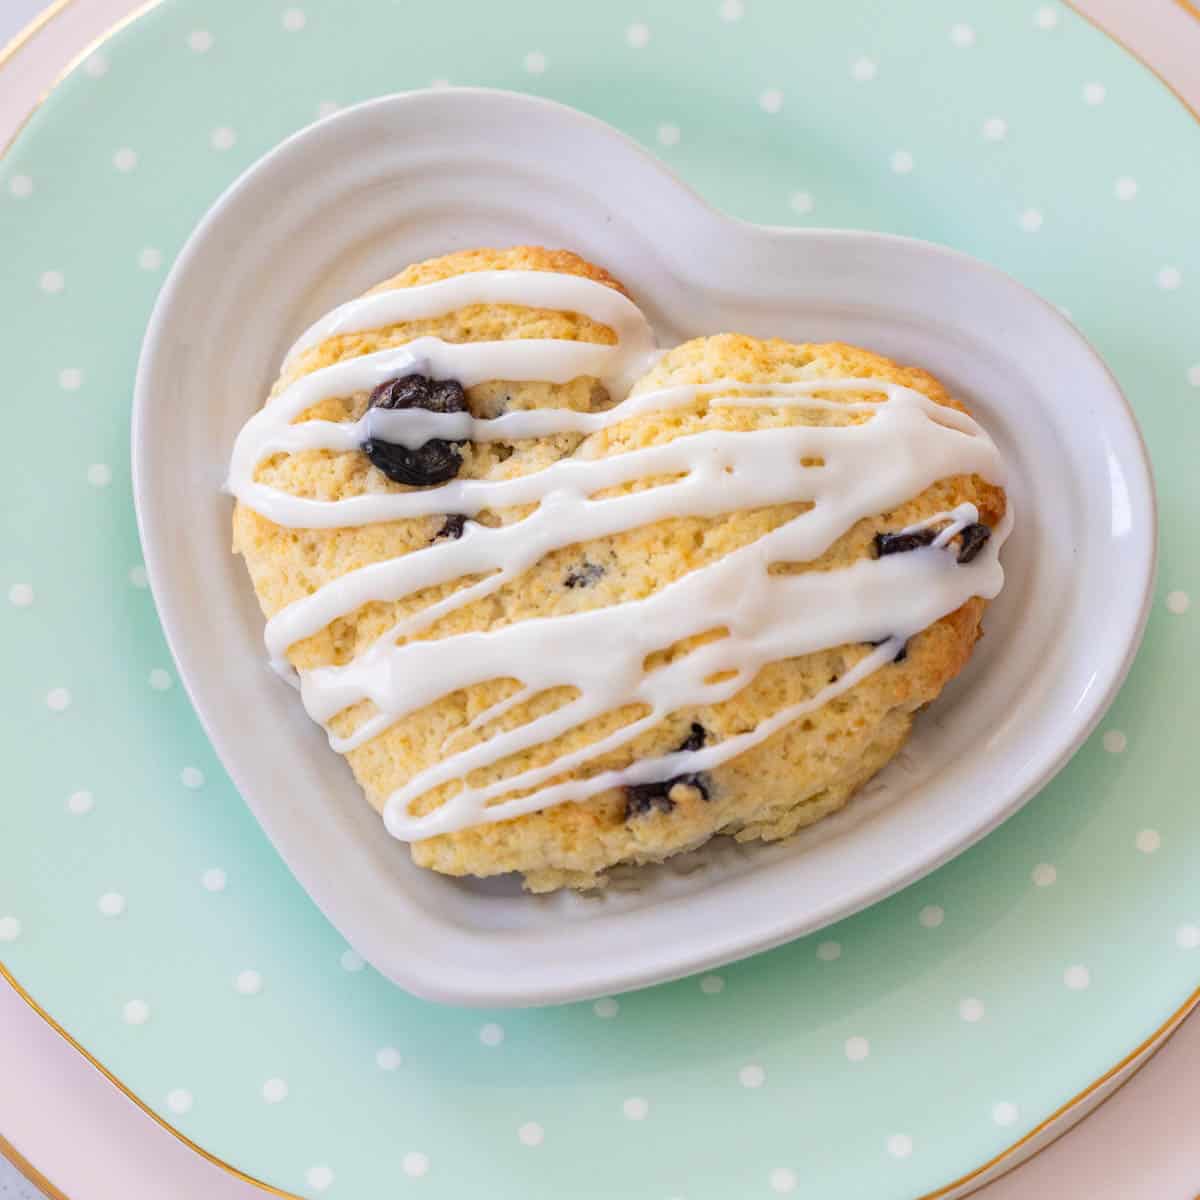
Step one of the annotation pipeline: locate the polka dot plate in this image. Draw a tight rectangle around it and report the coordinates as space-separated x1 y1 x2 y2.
1 1 1197 1197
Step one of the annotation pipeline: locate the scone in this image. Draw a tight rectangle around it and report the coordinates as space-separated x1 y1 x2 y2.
229 245 1008 892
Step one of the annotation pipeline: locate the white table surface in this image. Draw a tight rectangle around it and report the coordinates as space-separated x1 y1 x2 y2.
3 2 1200 1198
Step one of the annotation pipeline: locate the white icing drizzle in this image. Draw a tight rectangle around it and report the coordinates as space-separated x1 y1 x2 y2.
283 269 656 390
227 268 1010 841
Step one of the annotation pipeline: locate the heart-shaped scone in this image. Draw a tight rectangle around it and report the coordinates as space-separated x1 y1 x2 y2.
229 245 1008 892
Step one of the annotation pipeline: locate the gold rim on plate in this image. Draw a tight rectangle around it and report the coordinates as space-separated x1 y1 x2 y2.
0 960 294 1197
0 0 164 158
1 1 1198 1197
0 0 73 67
0 1131 70 1200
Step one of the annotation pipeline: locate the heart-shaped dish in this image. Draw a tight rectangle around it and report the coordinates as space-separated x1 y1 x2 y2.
133 89 1154 1006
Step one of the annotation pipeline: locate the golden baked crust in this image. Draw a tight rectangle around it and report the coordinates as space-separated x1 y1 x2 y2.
233 247 1006 892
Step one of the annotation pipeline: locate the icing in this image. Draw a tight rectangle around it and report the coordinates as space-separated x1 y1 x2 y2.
227 268 1009 840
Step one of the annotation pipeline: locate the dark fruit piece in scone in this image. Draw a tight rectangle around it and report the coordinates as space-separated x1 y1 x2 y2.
564 562 605 589
873 521 993 564
624 773 712 819
433 514 468 543
954 522 991 564
873 528 937 557
362 373 468 487
372 373 468 416
624 782 678 818
623 724 711 820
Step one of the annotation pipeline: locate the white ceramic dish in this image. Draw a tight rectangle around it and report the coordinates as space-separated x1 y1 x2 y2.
133 89 1155 1007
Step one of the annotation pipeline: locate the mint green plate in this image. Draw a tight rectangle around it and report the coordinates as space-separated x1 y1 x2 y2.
1 2 1197 1197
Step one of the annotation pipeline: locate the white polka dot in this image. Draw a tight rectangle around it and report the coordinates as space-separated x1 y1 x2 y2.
129 565 148 588
623 1096 649 1120
262 1078 288 1103
1082 82 1106 106
46 688 71 712
719 0 744 20
593 996 619 1017
83 53 108 78
1102 730 1127 753
769 1167 797 1194
59 367 83 391
851 56 877 82
201 867 226 891
149 668 172 691
188 30 213 52
626 22 650 48
98 892 125 917
40 270 64 294
340 948 365 972
304 1166 333 1192
166 1088 192 1114
375 1046 402 1071
180 766 204 789
1114 176 1137 200
0 917 21 943
816 940 841 961
479 1022 504 1046
959 997 985 1023
789 191 814 215
523 51 547 74
738 1064 765 1088
890 150 914 174
656 123 680 147
699 974 724 994
1187 367 1200 387
1019 208 1044 232
518 1121 544 1146
1063 964 1090 990
1032 863 1057 887
1136 828 1161 854
1166 590 1191 614
316 100 339 118
1157 266 1182 290
430 77 450 89
138 247 163 271
112 147 137 172
8 583 33 607
87 463 112 487
982 117 1008 141
919 904 944 928
992 1101 1019 1127
9 175 32 197
1034 5 1059 29
949 23 976 47
759 89 783 114
402 1151 429 1178
67 790 94 815
282 8 307 31
123 999 150 1025
887 1134 913 1158
210 126 236 151
1176 924 1200 950
235 969 263 996
845 1036 870 1062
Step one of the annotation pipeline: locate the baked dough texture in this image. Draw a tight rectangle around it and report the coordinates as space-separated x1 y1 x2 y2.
232 246 1006 891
